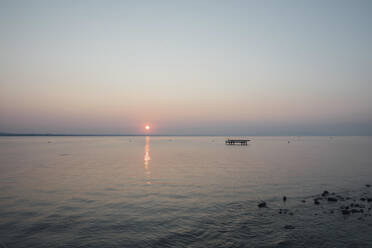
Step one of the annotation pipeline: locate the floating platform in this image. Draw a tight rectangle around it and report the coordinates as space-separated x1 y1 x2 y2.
225 139 250 145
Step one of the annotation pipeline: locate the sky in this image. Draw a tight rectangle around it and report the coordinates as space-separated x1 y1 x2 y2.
0 0 371 135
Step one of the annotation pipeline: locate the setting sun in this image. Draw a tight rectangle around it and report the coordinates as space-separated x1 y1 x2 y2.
145 125 150 131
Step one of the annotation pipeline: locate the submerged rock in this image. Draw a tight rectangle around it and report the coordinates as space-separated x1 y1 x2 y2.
314 199 320 205
327 197 338 202
284 225 295 229
342 209 351 215
337 195 345 201
258 201 267 208
366 184 371 188
279 208 289 214
277 241 291 246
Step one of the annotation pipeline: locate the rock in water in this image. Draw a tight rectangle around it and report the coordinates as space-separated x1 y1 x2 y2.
283 196 287 202
328 197 338 202
258 201 267 208
322 190 329 197
284 225 295 229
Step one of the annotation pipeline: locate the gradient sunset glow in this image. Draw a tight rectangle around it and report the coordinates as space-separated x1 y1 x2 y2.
0 0 371 135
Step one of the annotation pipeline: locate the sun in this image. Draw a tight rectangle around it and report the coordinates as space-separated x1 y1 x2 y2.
145 125 150 131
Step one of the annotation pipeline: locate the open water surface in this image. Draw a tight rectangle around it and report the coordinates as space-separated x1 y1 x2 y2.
0 136 371 247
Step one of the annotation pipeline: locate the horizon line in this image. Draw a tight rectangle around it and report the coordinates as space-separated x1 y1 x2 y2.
0 132 370 137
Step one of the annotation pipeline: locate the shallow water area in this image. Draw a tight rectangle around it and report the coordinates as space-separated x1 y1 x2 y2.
0 136 371 247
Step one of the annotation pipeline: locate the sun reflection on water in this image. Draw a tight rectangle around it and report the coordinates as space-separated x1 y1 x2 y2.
144 136 151 185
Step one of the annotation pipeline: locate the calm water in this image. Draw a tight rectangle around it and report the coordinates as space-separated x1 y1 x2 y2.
0 136 371 247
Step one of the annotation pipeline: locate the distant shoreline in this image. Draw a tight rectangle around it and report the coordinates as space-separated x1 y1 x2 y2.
0 133 227 137
0 133 180 137
0 133 370 137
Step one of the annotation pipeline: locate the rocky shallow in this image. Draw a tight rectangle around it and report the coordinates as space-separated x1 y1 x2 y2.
258 184 372 230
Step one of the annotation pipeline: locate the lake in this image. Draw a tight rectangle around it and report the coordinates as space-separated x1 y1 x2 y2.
0 136 371 247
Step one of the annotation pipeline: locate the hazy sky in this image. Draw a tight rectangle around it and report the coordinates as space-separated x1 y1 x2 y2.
0 0 371 135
